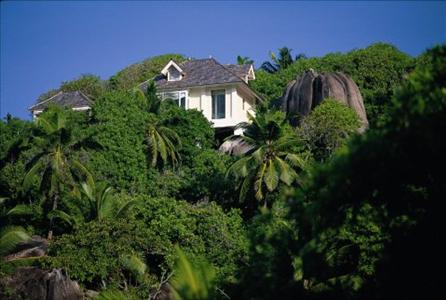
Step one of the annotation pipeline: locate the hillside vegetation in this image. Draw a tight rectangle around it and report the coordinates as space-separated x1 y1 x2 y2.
1 44 444 300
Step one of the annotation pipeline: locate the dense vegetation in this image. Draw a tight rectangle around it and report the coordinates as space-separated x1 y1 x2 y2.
1 43 444 300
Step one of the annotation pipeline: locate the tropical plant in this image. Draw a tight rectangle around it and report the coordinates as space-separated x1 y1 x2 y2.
226 110 307 207
170 246 216 300
298 99 360 161
261 47 303 73
139 82 182 168
236 55 254 65
0 226 29 256
77 168 138 222
21 106 96 239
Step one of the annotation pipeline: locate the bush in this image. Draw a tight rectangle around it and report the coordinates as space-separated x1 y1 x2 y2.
298 99 360 161
252 43 415 127
86 90 149 193
47 196 249 294
288 45 446 299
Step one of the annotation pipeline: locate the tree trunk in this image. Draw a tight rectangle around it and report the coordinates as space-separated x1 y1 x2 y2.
47 193 58 240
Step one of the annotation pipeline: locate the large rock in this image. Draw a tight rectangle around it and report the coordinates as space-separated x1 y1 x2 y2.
282 70 369 130
1 236 83 300
0 267 83 300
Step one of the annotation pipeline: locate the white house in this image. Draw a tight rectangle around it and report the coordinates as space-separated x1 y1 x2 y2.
142 58 262 135
28 91 92 119
29 58 262 137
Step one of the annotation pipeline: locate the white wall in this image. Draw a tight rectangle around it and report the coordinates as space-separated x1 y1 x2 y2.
186 84 255 128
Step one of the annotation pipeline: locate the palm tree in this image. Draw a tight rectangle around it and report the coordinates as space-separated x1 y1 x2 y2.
236 55 254 65
22 106 95 239
77 167 138 222
170 246 216 300
135 81 182 168
226 110 306 207
0 226 30 256
260 47 305 73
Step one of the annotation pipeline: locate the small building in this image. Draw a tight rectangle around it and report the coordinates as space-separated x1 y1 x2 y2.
141 58 262 135
28 91 92 119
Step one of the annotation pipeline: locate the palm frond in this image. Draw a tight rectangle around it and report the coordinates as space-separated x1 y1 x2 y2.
171 245 216 300
6 204 34 216
115 199 139 219
23 159 44 191
0 226 30 256
47 209 75 227
285 153 306 169
95 289 129 300
254 163 267 200
264 159 279 192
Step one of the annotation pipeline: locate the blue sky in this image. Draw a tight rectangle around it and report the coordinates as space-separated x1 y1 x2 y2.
1 1 445 119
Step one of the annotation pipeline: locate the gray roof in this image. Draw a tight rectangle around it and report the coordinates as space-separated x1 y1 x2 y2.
224 64 252 79
29 91 92 111
144 58 253 91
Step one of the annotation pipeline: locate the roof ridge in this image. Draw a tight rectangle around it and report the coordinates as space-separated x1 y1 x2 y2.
214 60 246 82
28 90 63 110
77 90 93 103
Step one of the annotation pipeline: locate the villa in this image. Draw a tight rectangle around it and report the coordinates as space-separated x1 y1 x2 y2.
29 58 262 137
142 58 262 135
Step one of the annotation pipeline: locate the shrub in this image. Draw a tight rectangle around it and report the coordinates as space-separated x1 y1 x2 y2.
298 99 360 161
47 196 248 294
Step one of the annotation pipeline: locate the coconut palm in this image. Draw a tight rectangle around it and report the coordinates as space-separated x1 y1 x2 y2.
135 81 182 168
260 47 306 73
77 167 138 222
226 110 306 207
21 106 96 239
236 55 254 65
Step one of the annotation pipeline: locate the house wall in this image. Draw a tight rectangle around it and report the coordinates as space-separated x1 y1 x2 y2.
186 84 255 129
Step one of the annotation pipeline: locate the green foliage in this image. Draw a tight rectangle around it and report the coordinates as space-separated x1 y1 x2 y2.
289 45 446 299
237 55 254 65
109 54 185 90
236 201 299 299
252 43 415 126
95 289 136 300
261 47 300 73
47 196 248 294
298 99 360 161
87 90 149 193
158 101 215 166
0 226 30 256
171 246 216 300
19 106 94 238
227 110 307 207
76 170 138 222
37 74 105 102
178 149 234 204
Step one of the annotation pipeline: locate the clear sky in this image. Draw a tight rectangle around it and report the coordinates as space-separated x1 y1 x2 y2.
1 1 445 119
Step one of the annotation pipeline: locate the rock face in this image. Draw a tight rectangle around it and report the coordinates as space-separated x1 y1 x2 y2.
0 267 83 300
282 70 369 130
0 236 83 300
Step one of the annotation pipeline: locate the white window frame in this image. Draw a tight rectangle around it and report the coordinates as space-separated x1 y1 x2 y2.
211 89 226 120
167 66 182 81
158 90 188 109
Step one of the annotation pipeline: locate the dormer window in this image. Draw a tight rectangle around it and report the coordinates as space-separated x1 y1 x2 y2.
167 66 182 81
161 60 184 82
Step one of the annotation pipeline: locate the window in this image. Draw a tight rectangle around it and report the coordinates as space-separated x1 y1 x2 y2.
167 66 182 81
212 90 225 119
160 91 187 109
